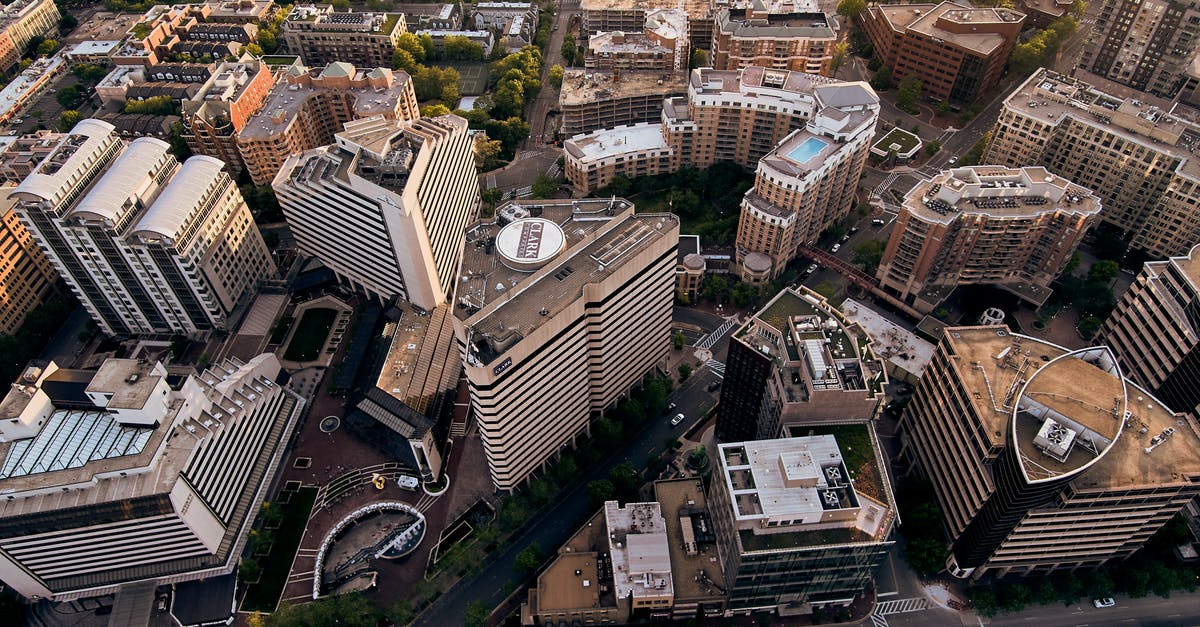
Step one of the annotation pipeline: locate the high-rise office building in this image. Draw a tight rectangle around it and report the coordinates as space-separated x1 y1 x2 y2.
1081 0 1200 98
273 115 479 310
9 120 275 337
985 69 1200 258
717 287 888 442
713 0 839 76
0 353 303 600
710 433 896 613
1101 243 1200 421
182 58 276 176
899 325 1200 578
454 199 678 491
281 4 407 69
875 166 1101 314
859 2 1025 103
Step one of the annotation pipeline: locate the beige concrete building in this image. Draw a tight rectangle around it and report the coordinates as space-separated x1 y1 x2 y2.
986 69 1200 258
581 0 712 49
0 0 60 71
182 58 276 176
676 234 705 302
899 325 1200 578
455 199 678 492
713 0 839 75
281 4 406 69
876 166 1101 314
1101 243 1200 422
558 70 688 138
237 61 419 186
0 197 55 335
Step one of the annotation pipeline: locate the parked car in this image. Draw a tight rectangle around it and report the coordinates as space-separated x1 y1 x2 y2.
831 243 841 253
872 219 886 225
805 263 818 275
948 156 958 165
1092 598 1115 608
671 413 686 426
667 401 677 410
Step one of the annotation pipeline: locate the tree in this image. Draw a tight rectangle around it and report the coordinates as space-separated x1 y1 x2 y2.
896 75 922 113
531 174 558 198
925 139 941 155
463 601 491 627
836 0 867 18
690 48 709 69
330 0 350 9
678 363 693 381
257 29 277 53
243 43 263 56
672 331 685 350
1088 260 1120 283
55 85 85 110
871 66 892 90
586 479 616 509
593 418 622 449
36 39 58 56
853 239 885 274
268 593 380 627
72 63 109 82
59 13 79 31
514 542 544 576
421 103 452 117
1077 315 1102 339
561 34 576 66
609 462 641 502
903 535 946 576
446 35 485 61
59 110 81 132
830 41 849 75
548 63 564 89
123 95 177 115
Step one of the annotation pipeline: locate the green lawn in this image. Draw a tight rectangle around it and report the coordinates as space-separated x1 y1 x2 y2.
873 128 921 154
242 487 319 612
282 308 337 362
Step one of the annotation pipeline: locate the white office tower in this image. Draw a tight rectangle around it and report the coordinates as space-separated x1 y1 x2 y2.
0 353 303 601
7 119 275 336
272 115 480 310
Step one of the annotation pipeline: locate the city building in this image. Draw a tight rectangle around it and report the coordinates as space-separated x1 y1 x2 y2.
0 0 61 71
875 166 1101 314
564 66 878 195
9 120 275 336
395 3 462 30
182 58 276 176
1081 0 1200 98
717 287 887 442
0 353 303 600
455 199 678 491
581 0 712 49
899 325 1200 578
111 3 260 67
94 62 216 107
471 2 537 52
734 95 877 279
859 1 1025 103
984 69 1200 258
0 55 65 126
713 0 839 75
272 116 478 309
1101 243 1200 421
558 70 688 138
0 196 56 335
202 0 278 23
710 433 896 613
416 28 494 59
676 234 705 302
281 4 406 69
1016 0 1072 27
587 8 687 73
237 61 419 186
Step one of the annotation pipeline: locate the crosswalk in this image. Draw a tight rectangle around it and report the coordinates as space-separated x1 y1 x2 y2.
875 597 931 615
871 614 889 627
415 492 440 513
696 316 739 351
872 172 901 198
706 359 725 378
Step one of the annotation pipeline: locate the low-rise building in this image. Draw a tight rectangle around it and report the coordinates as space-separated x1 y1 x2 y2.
558 70 687 138
676 234 705 302
713 0 839 75
395 3 463 30
0 55 65 126
281 4 406 69
417 28 494 59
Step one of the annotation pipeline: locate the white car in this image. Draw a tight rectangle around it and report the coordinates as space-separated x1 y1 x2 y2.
831 243 841 253
1092 598 1115 608
805 263 818 275
948 156 958 165
671 413 685 426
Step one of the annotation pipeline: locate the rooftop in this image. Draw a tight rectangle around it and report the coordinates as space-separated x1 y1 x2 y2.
874 1 1023 56
581 0 711 18
902 166 1101 224
840 298 934 378
563 123 668 163
558 69 687 106
716 7 837 39
532 510 616 614
283 4 403 33
86 358 164 410
604 501 673 601
0 55 64 119
652 479 727 602
375 303 460 417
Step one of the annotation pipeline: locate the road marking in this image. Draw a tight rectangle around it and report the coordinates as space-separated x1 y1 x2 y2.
877 591 899 598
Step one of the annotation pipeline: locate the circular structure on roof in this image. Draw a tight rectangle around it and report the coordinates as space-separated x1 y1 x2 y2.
683 253 706 271
743 252 773 273
496 218 566 272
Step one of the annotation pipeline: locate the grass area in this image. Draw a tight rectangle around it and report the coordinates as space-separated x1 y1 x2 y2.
791 423 885 502
242 487 318 612
282 308 336 362
447 62 489 96
873 128 920 155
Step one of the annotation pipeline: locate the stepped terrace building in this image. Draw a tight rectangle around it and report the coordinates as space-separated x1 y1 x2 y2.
713 0 839 75
985 69 1200 258
273 116 478 310
8 120 275 337
182 58 276 176
875 166 1101 314
899 325 1200 578
717 287 887 443
237 61 419 186
455 199 678 491
281 4 406 69
0 354 303 601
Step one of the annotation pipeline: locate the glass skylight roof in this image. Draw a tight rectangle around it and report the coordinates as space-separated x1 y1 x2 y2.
0 410 154 479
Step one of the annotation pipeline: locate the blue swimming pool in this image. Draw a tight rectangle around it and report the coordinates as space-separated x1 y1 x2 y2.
787 136 829 164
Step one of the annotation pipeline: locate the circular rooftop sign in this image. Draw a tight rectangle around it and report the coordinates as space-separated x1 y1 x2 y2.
496 218 566 272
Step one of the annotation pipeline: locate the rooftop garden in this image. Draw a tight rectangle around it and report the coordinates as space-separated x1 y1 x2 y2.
790 423 886 503
871 127 921 156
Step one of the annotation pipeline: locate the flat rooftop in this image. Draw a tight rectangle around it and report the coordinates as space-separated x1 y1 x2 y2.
564 123 668 162
532 510 617 613
840 298 934 378
653 478 727 602
605 501 673 601
716 7 837 39
457 199 677 366
238 64 410 141
878 1 1024 56
903 165 1101 224
758 126 870 178
376 303 460 417
581 0 711 18
87 358 163 410
559 70 687 106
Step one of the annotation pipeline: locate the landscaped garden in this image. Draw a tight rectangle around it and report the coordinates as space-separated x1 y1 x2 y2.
241 487 319 612
282 308 337 362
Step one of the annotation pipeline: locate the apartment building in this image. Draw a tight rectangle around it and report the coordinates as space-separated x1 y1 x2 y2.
710 433 896 613
900 325 1200 578
273 116 478 309
581 0 712 49
202 0 278 23
713 0 839 75
0 199 55 335
859 2 1024 103
1081 0 1200 98
1101 243 1200 421
112 3 261 67
735 96 877 278
1016 0 1072 27
587 8 687 73
718 287 887 442
0 353 303 601
455 199 678 492
985 69 1200 258
281 4 405 68
181 59 275 175
876 166 1101 314
0 0 60 71
558 70 688 137
237 61 419 186
565 66 878 195
8 120 275 336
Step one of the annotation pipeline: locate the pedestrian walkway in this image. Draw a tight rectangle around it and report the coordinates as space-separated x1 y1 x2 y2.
871 614 888 627
875 597 931 615
415 492 440 513
705 359 725 378
696 316 739 351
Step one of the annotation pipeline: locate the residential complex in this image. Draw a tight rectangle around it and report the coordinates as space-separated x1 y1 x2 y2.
281 4 406 69
581 0 713 49
717 287 887 442
237 61 419 186
0 0 61 71
711 433 896 613
8 120 275 336
0 353 303 600
1081 0 1200 98
899 325 1200 578
1101 243 1200 421
985 69 1200 258
273 116 478 310
713 0 839 75
454 199 678 491
558 70 688 138
0 199 56 335
564 66 878 195
111 3 258 67
875 166 1101 314
859 1 1025 103
587 9 688 73
182 58 276 176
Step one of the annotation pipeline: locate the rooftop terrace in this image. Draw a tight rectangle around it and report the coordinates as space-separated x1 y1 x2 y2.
903 165 1100 223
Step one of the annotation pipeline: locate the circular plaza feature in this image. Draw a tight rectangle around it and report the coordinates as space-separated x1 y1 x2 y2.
495 218 566 272
312 502 426 598
319 416 341 433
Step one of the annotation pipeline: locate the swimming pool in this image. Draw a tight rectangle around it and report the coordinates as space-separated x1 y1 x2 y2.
787 136 829 164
